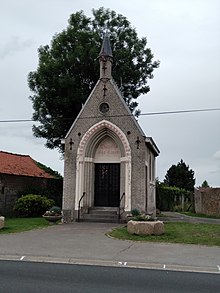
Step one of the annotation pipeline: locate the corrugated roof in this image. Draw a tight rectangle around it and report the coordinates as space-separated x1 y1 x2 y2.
0 151 54 178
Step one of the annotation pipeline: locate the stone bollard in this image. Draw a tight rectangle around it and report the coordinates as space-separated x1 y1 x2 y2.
127 220 164 236
0 216 5 229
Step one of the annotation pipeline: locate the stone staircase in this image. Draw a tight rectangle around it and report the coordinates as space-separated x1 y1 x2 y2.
81 207 121 223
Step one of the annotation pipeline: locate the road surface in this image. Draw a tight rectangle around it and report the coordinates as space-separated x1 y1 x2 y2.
0 260 220 292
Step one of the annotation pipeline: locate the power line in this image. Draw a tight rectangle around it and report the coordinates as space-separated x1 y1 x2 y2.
0 119 33 123
140 108 220 116
0 107 220 123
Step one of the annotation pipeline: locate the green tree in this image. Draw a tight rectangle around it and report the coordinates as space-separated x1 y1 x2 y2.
28 7 159 152
201 180 210 188
164 159 195 192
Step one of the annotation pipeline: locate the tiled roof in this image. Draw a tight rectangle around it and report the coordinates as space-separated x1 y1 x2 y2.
0 151 54 178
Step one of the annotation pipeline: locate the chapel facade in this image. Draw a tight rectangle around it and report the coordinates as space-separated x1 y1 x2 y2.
62 34 159 222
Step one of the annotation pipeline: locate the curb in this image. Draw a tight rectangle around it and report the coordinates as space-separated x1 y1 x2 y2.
0 254 219 274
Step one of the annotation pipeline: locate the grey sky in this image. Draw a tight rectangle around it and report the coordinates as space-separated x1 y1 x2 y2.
0 0 219 186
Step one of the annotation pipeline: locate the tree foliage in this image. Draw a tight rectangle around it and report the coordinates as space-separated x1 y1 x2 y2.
201 180 210 188
28 7 159 151
164 159 195 192
36 161 62 179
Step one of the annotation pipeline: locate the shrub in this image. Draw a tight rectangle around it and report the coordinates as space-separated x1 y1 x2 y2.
43 206 62 216
49 206 61 214
14 194 55 217
131 209 141 216
131 215 154 221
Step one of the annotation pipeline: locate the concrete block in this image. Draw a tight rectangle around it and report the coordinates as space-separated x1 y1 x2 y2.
0 216 5 229
127 220 164 235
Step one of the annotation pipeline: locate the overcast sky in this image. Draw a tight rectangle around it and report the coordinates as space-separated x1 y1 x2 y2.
0 0 219 186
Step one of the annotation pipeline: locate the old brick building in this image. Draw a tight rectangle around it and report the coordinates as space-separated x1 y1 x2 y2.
0 151 62 216
62 34 159 222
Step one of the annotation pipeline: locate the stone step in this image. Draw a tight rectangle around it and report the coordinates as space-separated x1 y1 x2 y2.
81 207 120 223
79 207 126 223
81 215 126 223
83 213 118 220
80 218 121 223
88 210 118 216
89 207 118 212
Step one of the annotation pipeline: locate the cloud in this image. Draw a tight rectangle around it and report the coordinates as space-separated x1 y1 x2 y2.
0 123 33 141
0 36 33 59
213 150 220 160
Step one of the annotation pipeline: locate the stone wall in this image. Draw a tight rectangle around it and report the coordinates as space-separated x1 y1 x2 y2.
194 187 220 217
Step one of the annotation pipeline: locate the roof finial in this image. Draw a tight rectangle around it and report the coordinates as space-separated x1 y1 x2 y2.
99 32 113 80
99 32 113 58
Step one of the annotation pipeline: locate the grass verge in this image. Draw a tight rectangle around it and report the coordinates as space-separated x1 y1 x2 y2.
0 217 50 234
109 222 220 246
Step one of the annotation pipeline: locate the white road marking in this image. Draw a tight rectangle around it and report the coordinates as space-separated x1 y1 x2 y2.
118 261 127 266
20 256 25 260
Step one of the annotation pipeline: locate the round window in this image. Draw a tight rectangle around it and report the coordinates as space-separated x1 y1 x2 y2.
99 102 110 113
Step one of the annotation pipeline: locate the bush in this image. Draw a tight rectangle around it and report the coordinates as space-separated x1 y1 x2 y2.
49 206 61 214
131 209 141 216
131 215 154 221
14 194 55 217
43 206 62 216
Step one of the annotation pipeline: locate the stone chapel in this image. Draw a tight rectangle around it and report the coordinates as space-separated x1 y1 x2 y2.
62 34 159 223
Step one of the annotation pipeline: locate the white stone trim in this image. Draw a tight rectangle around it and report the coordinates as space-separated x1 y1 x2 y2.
84 157 93 162
94 159 121 163
78 120 131 157
124 157 132 211
75 120 131 211
145 160 156 216
75 159 85 210
121 157 129 162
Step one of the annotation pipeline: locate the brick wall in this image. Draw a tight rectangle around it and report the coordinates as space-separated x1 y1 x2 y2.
194 187 220 216
0 174 63 216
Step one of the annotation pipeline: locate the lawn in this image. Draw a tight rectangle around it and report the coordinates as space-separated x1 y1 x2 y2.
0 217 50 234
109 222 220 246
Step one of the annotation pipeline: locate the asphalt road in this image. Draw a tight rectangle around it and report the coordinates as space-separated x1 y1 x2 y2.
1 260 220 293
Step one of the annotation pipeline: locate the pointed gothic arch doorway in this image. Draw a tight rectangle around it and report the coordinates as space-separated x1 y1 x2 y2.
75 120 131 212
94 137 121 207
